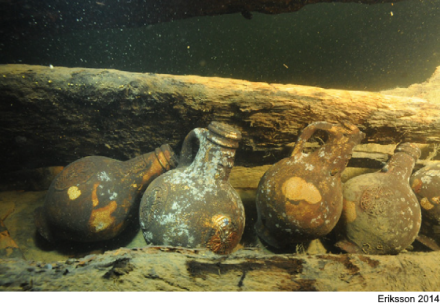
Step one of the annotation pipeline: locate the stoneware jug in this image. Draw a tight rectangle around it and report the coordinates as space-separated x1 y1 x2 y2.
35 144 177 243
410 162 440 248
411 162 440 224
139 121 244 255
255 121 365 249
336 143 421 255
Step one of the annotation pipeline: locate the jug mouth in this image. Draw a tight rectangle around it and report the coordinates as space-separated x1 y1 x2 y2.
207 121 242 149
395 143 421 161
155 144 178 170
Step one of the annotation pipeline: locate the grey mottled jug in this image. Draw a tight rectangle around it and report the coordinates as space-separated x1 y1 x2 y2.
139 121 244 255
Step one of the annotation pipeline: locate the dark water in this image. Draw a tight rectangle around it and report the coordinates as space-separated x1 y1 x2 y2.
1 1 440 91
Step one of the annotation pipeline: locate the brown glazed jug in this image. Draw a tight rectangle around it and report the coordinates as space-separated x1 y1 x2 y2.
336 143 421 255
255 122 364 249
139 122 244 255
410 162 440 247
35 144 177 243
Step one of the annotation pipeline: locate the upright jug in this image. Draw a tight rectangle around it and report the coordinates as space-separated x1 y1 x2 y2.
256 122 365 249
410 162 440 248
411 162 440 225
35 144 177 243
336 143 421 255
139 122 244 255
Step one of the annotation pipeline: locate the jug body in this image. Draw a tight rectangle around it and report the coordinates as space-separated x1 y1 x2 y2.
410 162 440 246
411 163 440 224
255 122 364 249
35 144 177 243
139 122 244 255
336 143 421 255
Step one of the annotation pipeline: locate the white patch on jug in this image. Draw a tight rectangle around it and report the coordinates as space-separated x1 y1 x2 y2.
108 190 118 200
426 169 440 177
305 164 314 171
171 201 180 210
144 231 153 241
98 171 111 182
163 222 192 246
421 175 432 184
160 212 178 225
95 222 105 231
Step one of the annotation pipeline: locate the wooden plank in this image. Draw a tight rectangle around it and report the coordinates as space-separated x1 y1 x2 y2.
0 246 438 291
1 64 439 173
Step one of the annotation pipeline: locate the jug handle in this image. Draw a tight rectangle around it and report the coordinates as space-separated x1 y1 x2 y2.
290 122 335 157
178 128 207 167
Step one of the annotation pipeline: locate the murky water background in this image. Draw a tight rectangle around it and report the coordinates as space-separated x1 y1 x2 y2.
1 1 439 91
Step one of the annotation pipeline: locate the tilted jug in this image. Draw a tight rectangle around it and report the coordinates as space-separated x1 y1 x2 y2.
256 122 365 249
35 144 177 243
336 143 421 255
139 122 244 255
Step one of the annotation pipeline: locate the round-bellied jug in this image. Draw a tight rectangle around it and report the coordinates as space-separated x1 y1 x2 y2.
336 143 421 255
139 121 244 255
35 144 177 243
255 122 365 249
411 162 440 224
410 162 440 247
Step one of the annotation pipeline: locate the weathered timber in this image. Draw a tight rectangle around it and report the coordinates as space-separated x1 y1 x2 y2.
0 0 403 41
0 246 438 291
1 64 440 173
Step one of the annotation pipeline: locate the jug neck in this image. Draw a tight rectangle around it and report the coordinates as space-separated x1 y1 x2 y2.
385 152 417 182
312 134 362 176
385 143 420 182
123 144 177 185
189 130 237 183
292 122 364 176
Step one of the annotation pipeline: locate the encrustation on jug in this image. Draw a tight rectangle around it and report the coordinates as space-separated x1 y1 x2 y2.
410 162 440 249
336 143 421 255
35 144 177 243
255 121 365 249
139 121 244 255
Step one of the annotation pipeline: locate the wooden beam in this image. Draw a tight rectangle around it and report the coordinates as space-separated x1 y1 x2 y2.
0 246 438 291
1 64 439 173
